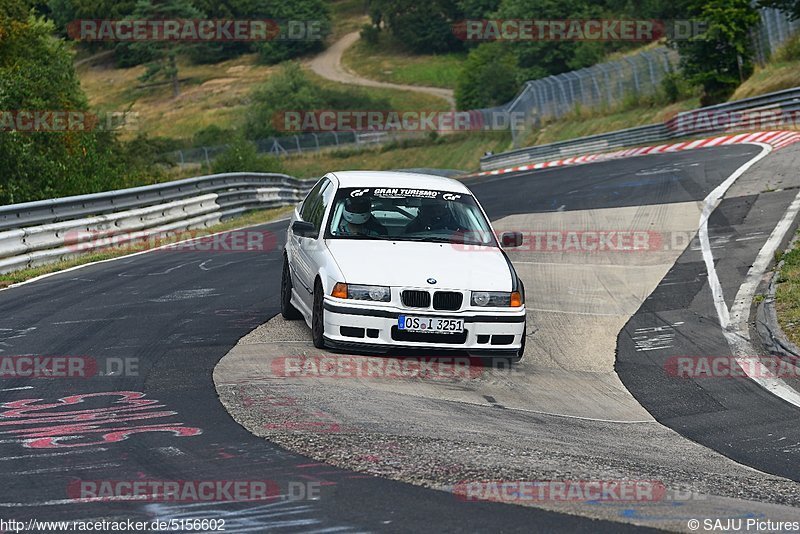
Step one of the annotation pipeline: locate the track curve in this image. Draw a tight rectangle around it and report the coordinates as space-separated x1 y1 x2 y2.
2 144 800 531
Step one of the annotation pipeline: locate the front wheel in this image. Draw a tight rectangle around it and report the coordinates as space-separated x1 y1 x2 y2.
280 255 302 320
311 279 326 349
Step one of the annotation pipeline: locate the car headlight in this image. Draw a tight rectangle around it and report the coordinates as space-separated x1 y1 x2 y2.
331 283 391 302
471 291 523 307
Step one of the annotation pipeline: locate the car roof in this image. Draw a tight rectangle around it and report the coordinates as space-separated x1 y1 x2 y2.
328 171 471 194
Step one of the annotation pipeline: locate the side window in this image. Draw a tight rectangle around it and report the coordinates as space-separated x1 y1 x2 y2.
305 180 332 231
300 178 327 222
319 181 335 224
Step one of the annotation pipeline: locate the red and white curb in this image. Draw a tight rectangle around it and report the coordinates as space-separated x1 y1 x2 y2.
473 130 800 178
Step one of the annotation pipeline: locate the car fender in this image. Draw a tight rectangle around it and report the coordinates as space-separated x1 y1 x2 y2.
315 247 345 298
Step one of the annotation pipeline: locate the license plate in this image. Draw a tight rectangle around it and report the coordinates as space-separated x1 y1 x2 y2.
397 315 464 334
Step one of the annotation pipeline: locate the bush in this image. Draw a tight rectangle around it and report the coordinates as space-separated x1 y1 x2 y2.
661 72 682 104
244 63 326 140
244 63 391 140
193 125 236 147
774 34 800 62
212 138 285 173
360 23 380 46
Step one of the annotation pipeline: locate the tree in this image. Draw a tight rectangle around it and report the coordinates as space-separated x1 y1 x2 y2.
47 0 138 36
246 0 331 64
0 3 129 204
369 0 464 53
455 41 518 109
128 0 205 98
495 0 604 81
456 0 501 19
673 0 760 104
186 0 250 63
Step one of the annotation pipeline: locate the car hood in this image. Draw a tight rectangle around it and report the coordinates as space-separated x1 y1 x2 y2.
325 239 513 291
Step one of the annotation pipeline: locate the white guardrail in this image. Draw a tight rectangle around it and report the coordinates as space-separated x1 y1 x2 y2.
0 173 312 274
480 86 800 170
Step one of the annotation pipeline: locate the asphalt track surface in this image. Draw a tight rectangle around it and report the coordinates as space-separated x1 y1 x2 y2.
0 143 796 532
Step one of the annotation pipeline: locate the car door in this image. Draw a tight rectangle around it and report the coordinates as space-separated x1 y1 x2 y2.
293 178 334 309
288 178 326 308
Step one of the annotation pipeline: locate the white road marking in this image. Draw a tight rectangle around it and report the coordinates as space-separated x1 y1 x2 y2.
632 322 685 352
0 448 107 461
156 446 185 457
152 288 218 302
699 143 800 408
0 495 154 506
724 189 800 406
51 317 129 325
0 386 33 392
7 462 120 475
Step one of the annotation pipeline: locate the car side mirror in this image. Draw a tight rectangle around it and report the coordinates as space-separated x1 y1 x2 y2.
291 220 317 238
500 231 523 248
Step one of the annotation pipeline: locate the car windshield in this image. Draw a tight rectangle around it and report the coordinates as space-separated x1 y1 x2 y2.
326 187 497 246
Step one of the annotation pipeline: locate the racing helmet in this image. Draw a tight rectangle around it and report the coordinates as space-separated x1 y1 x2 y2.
342 196 372 225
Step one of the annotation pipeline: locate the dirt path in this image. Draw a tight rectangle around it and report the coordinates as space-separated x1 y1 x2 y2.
307 31 456 109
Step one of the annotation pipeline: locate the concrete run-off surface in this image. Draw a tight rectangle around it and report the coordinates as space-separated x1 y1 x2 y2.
215 146 800 530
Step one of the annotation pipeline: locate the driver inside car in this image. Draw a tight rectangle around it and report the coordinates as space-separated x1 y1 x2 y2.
338 196 388 237
405 199 459 234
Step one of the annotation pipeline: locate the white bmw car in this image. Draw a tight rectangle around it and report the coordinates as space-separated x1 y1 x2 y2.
281 171 527 360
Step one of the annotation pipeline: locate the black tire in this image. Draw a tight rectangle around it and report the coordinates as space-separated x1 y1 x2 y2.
280 255 302 320
311 279 326 349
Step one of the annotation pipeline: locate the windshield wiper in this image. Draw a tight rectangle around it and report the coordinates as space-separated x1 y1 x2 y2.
391 236 457 243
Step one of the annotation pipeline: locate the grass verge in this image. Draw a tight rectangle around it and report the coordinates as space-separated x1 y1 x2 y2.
341 35 465 89
732 35 800 99
278 132 511 177
79 53 277 141
522 98 701 147
304 69 451 111
0 205 295 289
775 236 800 347
79 56 449 143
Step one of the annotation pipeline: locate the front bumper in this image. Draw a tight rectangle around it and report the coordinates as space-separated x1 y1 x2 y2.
322 299 526 355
